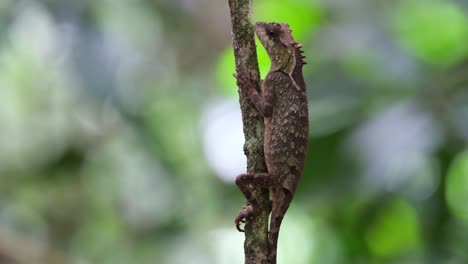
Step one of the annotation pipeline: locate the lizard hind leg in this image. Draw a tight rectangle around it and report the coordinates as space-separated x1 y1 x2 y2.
234 173 275 232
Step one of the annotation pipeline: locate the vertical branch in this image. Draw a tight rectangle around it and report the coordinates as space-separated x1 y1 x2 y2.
228 0 269 263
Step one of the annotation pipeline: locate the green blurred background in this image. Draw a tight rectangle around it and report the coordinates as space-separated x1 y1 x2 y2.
0 0 467 263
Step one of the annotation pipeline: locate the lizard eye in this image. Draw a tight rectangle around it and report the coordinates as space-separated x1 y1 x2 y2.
266 23 281 37
267 30 277 37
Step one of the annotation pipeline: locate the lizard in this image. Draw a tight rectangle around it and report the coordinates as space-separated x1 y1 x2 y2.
234 22 308 264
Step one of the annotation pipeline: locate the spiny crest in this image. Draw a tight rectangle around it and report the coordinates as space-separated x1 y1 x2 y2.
293 42 307 67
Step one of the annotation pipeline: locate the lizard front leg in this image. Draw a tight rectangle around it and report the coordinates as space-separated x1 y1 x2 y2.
234 73 273 117
234 173 276 231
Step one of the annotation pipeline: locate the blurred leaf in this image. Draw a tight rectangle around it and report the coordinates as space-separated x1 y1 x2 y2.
365 198 421 258
216 0 322 96
446 150 468 221
393 0 468 66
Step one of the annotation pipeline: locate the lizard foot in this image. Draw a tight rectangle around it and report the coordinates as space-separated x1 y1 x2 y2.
235 205 255 232
233 73 251 92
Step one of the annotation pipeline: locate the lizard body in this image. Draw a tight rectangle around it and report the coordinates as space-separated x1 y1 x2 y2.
234 22 308 264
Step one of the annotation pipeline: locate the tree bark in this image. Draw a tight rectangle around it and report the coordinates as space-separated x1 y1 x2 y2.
227 0 269 263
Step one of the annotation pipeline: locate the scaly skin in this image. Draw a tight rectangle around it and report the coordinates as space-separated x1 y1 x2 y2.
234 22 308 264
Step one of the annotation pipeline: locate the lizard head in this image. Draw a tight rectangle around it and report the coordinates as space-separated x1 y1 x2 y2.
255 22 298 74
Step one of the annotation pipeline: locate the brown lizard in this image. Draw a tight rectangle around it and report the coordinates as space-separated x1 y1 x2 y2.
234 22 308 264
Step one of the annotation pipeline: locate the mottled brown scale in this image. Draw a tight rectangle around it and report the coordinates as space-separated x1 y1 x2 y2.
234 22 308 264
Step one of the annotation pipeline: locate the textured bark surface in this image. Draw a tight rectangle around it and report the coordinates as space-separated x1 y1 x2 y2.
227 0 270 263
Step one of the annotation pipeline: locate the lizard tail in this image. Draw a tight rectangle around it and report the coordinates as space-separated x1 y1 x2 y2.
268 216 281 264
268 188 293 264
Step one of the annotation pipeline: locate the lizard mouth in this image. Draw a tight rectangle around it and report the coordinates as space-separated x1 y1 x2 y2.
254 22 267 36
255 22 286 57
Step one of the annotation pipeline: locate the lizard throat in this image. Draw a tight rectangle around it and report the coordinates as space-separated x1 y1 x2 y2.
271 49 296 75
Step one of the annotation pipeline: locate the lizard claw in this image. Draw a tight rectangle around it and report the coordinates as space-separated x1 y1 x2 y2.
235 213 246 232
235 205 254 232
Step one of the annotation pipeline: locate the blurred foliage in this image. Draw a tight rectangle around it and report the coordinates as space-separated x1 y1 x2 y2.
0 0 467 264
393 0 468 67
446 151 468 220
